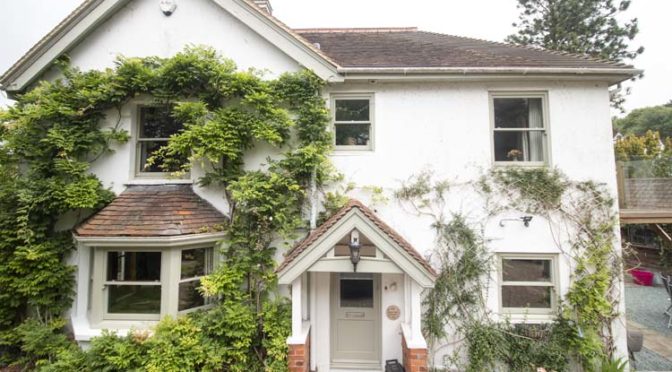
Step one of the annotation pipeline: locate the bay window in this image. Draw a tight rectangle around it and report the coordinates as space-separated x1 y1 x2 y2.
91 245 215 325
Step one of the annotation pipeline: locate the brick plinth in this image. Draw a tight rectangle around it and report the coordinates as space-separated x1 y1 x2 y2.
402 333 428 372
288 331 310 372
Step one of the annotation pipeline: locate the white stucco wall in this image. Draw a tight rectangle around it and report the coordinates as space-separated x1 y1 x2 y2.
322 80 625 367
34 0 627 367
67 0 301 77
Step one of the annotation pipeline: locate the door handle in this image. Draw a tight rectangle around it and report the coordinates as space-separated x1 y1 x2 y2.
346 312 365 318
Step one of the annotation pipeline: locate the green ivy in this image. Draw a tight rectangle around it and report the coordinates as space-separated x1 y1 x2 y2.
0 46 332 370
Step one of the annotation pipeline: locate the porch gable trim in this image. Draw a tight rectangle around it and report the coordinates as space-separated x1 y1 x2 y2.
277 200 436 287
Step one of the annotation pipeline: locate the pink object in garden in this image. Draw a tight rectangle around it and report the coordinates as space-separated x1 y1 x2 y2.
631 269 654 286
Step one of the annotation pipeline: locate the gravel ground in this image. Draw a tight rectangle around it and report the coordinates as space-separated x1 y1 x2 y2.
626 283 672 371
625 284 672 338
632 348 672 371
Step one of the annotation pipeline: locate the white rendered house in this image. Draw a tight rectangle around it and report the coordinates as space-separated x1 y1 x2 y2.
0 0 640 371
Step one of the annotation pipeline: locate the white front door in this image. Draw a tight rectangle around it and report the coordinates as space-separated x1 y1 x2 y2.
331 273 381 368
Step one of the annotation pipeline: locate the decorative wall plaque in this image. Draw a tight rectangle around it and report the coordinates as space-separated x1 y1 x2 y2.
386 305 400 320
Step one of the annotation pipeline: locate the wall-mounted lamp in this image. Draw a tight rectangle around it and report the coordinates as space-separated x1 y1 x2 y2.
348 230 361 272
499 216 533 228
159 0 177 16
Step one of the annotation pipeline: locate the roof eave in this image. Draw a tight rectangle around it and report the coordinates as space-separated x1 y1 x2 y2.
73 231 227 247
0 0 128 92
337 67 642 85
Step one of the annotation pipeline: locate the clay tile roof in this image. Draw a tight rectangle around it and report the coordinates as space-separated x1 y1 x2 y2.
75 184 227 237
295 28 631 69
277 199 436 276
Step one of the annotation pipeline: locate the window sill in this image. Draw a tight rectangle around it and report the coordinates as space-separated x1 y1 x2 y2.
89 319 159 331
493 161 548 168
332 149 375 156
126 178 193 186
498 311 556 323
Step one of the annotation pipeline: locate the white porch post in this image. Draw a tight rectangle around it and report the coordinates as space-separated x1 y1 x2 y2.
287 275 311 372
410 280 423 342
291 276 302 338
402 274 428 348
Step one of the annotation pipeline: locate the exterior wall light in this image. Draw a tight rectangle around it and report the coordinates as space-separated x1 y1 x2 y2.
499 216 534 227
159 0 177 16
349 230 361 272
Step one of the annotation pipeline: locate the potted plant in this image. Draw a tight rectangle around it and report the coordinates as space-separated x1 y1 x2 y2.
507 149 523 161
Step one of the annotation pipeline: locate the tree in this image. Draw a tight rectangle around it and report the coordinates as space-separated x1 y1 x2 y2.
614 130 672 177
613 104 672 139
614 130 668 161
506 0 643 110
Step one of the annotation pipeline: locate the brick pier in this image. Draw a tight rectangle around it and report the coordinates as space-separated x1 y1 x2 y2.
288 331 310 372
402 333 428 372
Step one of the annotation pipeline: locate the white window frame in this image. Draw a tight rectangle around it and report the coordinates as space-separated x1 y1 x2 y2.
133 104 189 179
489 92 551 167
331 93 375 151
90 243 217 326
498 253 558 318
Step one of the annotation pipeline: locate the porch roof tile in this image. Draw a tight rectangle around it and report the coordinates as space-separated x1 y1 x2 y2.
74 184 227 237
277 199 436 276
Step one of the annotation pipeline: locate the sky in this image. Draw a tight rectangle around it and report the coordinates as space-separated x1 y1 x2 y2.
1 0 671 115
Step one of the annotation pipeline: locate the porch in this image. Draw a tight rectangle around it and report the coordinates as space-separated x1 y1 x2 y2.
277 200 435 372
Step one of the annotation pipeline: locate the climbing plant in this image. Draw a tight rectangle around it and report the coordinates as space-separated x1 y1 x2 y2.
397 167 625 371
0 46 333 370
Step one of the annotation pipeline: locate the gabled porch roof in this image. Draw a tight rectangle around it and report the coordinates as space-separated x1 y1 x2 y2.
277 199 436 288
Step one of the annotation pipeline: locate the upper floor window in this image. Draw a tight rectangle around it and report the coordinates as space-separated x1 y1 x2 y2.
492 94 548 165
333 95 374 150
136 106 187 176
499 254 557 317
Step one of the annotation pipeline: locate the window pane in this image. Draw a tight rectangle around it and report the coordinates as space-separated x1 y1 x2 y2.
139 140 168 172
502 285 552 308
340 278 373 308
335 124 370 146
181 248 210 279
494 131 544 162
502 259 552 282
494 98 543 129
140 106 182 138
108 285 161 314
107 251 161 282
335 99 370 121
179 280 206 311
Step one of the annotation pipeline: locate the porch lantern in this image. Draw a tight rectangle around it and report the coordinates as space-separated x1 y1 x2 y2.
349 230 361 272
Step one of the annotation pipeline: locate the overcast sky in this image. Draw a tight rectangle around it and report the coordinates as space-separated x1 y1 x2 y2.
1 0 671 115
